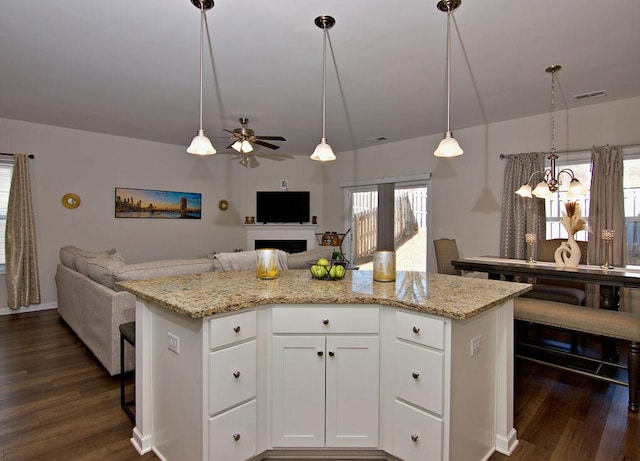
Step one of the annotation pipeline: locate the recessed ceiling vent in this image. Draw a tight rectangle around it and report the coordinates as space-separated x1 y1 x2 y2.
365 136 388 142
573 90 606 102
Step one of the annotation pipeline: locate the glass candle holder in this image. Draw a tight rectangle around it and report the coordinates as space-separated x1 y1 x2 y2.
601 229 615 269
525 233 537 263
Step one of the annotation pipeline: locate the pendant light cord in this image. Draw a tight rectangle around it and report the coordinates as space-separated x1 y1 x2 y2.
550 69 556 155
198 3 205 132
321 27 328 140
445 6 452 133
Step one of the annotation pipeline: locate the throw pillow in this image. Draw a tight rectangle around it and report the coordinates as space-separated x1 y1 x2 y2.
287 246 338 269
86 254 127 289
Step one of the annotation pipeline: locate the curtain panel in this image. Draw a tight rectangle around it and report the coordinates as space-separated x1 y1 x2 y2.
5 153 40 309
500 152 546 259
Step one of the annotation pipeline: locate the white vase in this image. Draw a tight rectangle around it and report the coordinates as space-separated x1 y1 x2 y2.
554 234 581 267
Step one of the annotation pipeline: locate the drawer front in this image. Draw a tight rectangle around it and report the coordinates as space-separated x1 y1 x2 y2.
209 310 256 349
393 400 443 461
209 340 257 415
395 310 445 350
209 399 257 461
395 341 444 415
272 306 379 334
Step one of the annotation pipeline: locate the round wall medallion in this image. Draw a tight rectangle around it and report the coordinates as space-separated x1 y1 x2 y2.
62 193 81 209
218 199 229 211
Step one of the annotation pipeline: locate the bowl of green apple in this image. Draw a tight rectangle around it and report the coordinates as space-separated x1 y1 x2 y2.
308 258 346 280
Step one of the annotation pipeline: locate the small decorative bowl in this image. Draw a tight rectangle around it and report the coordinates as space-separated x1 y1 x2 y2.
308 260 347 280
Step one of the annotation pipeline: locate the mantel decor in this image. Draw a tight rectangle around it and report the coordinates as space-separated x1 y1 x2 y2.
554 201 587 267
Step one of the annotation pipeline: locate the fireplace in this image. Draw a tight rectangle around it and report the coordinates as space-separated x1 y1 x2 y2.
256 239 307 254
244 224 318 253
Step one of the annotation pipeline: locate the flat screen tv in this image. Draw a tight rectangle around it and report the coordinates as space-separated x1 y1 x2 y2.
256 191 310 224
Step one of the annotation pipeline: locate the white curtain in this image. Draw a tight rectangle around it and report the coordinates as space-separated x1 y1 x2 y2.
5 153 40 309
500 152 546 259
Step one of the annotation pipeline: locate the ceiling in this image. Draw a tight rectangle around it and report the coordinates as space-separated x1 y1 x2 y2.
1 0 639 156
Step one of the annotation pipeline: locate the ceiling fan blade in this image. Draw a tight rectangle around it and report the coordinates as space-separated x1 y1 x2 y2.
256 153 294 161
249 155 260 168
255 135 286 141
253 140 280 150
223 129 235 134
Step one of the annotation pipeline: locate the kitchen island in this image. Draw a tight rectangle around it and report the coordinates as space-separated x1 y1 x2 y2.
117 269 530 461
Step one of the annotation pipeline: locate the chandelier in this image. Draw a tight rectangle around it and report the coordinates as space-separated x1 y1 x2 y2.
515 65 587 199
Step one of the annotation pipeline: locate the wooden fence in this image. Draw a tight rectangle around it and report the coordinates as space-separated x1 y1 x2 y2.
352 189 427 264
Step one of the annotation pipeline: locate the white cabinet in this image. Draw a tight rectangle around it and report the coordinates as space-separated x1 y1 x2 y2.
271 306 380 448
208 310 257 461
392 310 446 461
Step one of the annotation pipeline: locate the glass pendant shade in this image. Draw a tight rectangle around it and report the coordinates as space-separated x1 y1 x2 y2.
310 139 336 161
515 184 533 198
187 129 216 155
434 132 463 157
567 178 587 199
232 140 253 154
531 181 552 198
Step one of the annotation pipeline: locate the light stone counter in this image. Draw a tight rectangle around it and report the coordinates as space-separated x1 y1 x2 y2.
116 269 531 320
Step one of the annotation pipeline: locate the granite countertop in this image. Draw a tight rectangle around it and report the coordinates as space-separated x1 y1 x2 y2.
116 269 531 320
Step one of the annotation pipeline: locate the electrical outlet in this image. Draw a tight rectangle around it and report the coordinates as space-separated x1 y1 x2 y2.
168 332 180 354
280 179 288 190
470 335 482 356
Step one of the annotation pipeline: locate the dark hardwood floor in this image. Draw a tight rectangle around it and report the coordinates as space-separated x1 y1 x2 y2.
0 310 638 460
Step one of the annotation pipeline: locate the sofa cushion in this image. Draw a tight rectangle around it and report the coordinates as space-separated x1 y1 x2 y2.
113 259 216 284
60 246 84 269
86 254 127 289
287 246 339 269
74 248 120 275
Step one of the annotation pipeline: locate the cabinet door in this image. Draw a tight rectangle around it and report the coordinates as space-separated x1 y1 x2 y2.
271 336 326 447
325 336 379 448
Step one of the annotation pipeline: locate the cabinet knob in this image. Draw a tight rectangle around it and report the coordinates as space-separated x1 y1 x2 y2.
328 350 335 357
411 433 419 442
233 371 241 379
233 433 241 442
233 325 241 333
317 350 324 357
323 318 330 325
412 326 420 334
412 371 420 379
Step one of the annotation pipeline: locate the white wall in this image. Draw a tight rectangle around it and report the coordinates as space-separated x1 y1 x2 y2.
0 118 324 309
322 96 640 273
2 95 639 310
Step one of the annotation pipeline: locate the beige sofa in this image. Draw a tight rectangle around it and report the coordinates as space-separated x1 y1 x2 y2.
55 245 338 375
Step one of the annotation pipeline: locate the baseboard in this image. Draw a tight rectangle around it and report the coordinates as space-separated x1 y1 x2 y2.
0 302 57 316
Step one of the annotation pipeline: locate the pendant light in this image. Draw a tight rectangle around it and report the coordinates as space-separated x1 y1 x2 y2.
434 0 463 158
311 15 336 162
514 65 587 199
187 0 216 156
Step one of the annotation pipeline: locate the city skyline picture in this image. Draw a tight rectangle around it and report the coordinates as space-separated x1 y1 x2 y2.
115 187 202 219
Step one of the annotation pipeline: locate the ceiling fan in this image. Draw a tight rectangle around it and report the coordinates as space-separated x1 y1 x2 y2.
224 117 286 152
222 117 290 167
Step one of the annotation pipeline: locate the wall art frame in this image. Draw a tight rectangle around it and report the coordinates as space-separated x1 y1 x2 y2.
115 187 202 219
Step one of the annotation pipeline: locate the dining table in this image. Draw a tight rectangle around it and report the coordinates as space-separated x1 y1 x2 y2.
452 255 640 364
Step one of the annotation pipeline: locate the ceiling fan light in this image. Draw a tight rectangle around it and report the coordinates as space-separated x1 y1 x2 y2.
187 130 216 155
311 139 336 162
515 184 533 198
241 140 253 153
231 140 242 153
532 180 552 198
433 132 463 157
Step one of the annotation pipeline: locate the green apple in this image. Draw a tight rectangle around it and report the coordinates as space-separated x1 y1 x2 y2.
329 265 346 279
317 258 330 266
311 264 328 278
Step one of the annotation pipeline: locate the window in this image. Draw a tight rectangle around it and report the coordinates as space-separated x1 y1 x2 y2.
0 160 13 267
544 151 640 265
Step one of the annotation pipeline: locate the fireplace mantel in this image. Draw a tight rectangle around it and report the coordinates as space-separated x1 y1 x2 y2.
244 224 319 251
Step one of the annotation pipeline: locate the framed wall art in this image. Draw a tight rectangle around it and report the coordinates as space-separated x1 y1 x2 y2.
115 187 202 219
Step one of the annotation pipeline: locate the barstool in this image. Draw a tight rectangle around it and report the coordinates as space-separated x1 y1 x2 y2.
119 321 135 423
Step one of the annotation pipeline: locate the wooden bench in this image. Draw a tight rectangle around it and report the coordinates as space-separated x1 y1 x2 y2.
514 297 640 413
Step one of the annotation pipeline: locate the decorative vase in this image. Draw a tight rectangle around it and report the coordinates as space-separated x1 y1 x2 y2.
554 233 581 268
